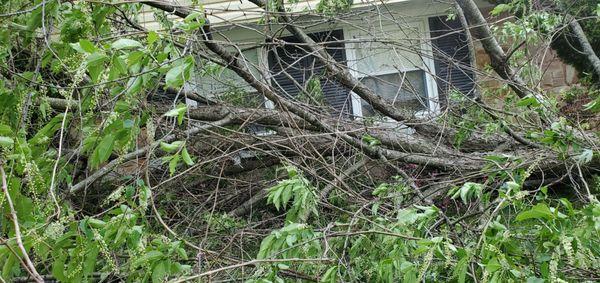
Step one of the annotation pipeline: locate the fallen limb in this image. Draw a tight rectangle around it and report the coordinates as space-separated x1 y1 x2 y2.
567 16 600 77
69 117 233 194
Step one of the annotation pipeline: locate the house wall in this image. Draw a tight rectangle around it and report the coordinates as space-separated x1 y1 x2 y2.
157 0 578 112
184 0 460 116
137 0 417 29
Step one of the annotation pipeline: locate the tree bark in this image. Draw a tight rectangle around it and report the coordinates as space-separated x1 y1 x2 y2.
568 16 600 77
454 0 533 100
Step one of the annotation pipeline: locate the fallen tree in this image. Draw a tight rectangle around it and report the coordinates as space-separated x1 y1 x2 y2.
0 0 598 282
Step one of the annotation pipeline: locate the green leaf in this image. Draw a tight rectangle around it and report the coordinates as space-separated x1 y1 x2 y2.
165 64 187 88
147 31 159 45
516 96 540 107
362 134 380 146
320 266 338 283
132 251 164 268
285 234 296 246
127 51 145 67
184 12 204 23
112 56 127 74
163 104 187 126
109 56 126 80
165 58 193 88
515 203 555 221
0 124 12 136
90 134 115 169
169 154 180 176
159 141 183 153
504 181 521 192
87 218 106 228
126 76 143 95
52 253 68 282
452 182 483 204
485 258 502 273
526 277 545 283
272 185 283 210
29 113 69 145
79 39 97 53
86 53 108 66
83 245 100 277
179 12 206 31
2 253 16 280
281 185 293 206
70 42 87 53
584 98 600 112
86 52 109 82
181 147 194 166
280 222 305 233
152 260 169 283
111 38 143 50
491 4 512 16
0 136 14 147
257 235 275 259
454 256 469 283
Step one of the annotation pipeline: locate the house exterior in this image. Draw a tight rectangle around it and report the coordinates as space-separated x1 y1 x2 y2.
139 0 577 118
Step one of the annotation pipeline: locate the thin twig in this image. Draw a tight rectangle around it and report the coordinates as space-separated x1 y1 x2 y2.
0 163 44 283
169 258 334 283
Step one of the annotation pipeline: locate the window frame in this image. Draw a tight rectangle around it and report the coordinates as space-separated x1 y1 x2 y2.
358 70 430 116
343 18 440 119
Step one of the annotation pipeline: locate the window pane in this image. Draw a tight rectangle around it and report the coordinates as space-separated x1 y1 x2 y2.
360 71 428 116
349 24 424 75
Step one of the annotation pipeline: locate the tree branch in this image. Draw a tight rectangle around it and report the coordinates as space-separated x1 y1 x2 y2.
0 164 44 283
454 0 534 100
69 117 233 194
567 16 600 77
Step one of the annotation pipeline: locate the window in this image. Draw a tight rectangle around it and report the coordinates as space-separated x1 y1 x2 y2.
359 71 428 116
346 21 437 118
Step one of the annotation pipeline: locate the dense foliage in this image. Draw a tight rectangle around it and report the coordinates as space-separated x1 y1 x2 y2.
0 0 598 282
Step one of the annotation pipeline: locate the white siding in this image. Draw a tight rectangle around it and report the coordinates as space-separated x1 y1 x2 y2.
137 0 419 30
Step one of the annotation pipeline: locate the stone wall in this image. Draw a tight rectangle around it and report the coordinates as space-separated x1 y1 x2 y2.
472 9 579 94
473 43 578 93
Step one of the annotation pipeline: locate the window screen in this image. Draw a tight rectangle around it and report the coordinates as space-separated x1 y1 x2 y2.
359 70 428 116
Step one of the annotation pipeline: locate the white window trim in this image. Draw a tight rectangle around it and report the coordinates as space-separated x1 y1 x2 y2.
258 45 276 109
421 17 440 117
343 18 440 120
